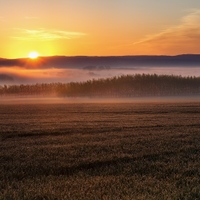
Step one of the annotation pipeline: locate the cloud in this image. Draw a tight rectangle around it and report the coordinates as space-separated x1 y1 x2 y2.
12 28 87 41
131 10 200 54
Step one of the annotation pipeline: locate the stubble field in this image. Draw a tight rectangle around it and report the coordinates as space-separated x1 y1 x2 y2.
0 101 200 199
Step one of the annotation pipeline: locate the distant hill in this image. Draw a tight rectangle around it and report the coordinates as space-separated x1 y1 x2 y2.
1 54 200 69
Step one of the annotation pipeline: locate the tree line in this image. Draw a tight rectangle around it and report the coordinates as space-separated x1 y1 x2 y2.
0 74 200 97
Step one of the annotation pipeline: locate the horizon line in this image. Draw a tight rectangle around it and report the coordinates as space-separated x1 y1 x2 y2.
1 53 200 60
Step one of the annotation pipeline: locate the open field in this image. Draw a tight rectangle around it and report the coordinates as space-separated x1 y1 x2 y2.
0 101 200 199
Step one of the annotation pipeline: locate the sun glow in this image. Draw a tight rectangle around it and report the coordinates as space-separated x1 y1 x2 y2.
28 51 39 59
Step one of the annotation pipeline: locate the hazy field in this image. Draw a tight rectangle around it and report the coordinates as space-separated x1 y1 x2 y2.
0 101 200 199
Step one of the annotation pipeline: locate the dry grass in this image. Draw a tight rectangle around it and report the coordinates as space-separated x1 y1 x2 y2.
0 102 200 199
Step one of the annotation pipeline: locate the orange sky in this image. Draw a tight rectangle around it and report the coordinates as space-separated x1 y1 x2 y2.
1 0 200 58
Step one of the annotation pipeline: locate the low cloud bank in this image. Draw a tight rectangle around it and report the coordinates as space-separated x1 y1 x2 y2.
0 66 200 85
0 55 199 84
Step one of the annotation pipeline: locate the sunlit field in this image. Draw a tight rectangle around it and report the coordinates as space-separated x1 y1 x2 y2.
0 102 200 199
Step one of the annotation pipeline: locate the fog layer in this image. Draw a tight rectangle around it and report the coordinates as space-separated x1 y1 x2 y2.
0 66 200 85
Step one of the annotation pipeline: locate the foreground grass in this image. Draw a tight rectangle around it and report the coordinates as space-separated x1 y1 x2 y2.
0 102 200 199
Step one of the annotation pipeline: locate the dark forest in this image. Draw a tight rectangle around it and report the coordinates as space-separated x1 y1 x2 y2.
0 74 200 97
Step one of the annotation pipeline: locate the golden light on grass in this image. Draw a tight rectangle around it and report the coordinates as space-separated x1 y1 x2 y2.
28 51 39 59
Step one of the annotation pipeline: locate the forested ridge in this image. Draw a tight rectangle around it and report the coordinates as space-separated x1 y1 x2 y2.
1 54 200 68
0 74 200 97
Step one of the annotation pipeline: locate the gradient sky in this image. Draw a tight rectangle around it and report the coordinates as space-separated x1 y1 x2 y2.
1 0 200 58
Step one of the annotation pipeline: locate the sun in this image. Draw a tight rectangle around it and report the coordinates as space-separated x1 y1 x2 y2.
28 51 39 59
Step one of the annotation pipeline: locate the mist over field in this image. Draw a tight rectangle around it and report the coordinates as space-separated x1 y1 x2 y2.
1 66 200 84
0 55 200 84
19 66 200 84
